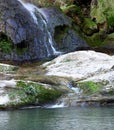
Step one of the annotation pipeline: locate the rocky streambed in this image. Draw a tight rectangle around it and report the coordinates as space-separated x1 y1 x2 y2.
0 50 114 109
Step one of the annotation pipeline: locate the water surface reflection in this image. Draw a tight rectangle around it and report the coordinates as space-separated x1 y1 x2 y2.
0 107 114 130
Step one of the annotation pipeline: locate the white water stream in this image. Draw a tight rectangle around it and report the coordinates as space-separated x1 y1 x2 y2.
18 0 61 56
45 102 65 109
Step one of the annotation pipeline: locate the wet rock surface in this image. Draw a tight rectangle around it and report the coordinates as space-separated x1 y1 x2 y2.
43 50 114 107
0 0 88 61
0 51 114 109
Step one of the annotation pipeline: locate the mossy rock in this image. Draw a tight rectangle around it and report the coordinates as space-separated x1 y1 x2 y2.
105 9 114 26
83 18 98 35
100 88 114 96
84 32 106 47
0 63 18 72
61 4 83 25
106 33 114 40
8 81 62 106
90 0 107 24
102 33 114 49
77 81 103 95
0 33 13 54
90 0 114 29
61 4 81 14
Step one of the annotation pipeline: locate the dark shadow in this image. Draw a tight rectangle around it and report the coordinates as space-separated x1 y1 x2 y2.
74 0 92 6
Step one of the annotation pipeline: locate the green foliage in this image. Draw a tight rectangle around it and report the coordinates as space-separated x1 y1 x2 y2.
84 32 105 47
90 0 107 24
90 0 114 26
107 89 114 95
61 4 81 14
16 81 62 104
33 0 74 7
83 18 97 28
105 9 114 26
78 81 102 95
0 38 12 54
0 34 27 55
83 18 98 35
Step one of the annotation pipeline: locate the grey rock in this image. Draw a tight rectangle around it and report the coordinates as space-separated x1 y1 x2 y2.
0 0 88 61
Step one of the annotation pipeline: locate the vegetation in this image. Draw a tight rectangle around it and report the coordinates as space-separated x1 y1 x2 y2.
0 33 28 56
85 32 105 47
30 0 74 7
16 81 62 104
105 9 114 26
0 34 12 54
77 81 102 95
83 18 98 35
61 4 81 14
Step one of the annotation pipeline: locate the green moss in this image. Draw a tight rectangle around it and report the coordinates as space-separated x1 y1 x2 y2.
61 4 83 24
107 89 114 95
54 25 69 48
84 32 105 47
90 0 114 27
61 4 81 14
90 0 107 24
78 81 102 95
6 80 62 108
105 9 114 26
105 33 114 42
83 18 97 28
0 64 18 72
0 35 13 54
16 81 62 104
83 18 98 35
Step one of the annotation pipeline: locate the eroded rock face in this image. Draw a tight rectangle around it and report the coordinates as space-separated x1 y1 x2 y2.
0 0 36 44
0 0 88 61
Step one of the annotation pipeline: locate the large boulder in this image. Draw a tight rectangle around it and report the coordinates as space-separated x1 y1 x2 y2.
0 78 64 109
43 51 114 106
43 51 114 81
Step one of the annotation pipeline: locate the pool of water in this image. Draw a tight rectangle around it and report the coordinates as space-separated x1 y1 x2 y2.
0 107 114 130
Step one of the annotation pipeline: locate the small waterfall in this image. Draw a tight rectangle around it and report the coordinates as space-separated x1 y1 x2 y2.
17 0 38 24
67 81 82 94
45 102 65 109
17 0 61 57
38 9 62 56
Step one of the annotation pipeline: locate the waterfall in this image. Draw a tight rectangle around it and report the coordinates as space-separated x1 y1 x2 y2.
44 102 65 108
17 0 61 57
67 81 82 94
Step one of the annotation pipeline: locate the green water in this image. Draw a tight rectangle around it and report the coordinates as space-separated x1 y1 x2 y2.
0 107 114 130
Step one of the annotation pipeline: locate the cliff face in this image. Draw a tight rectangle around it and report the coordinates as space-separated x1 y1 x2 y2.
0 0 114 61
0 0 88 61
0 0 37 44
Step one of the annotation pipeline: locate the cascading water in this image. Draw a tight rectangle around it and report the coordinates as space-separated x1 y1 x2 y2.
37 9 62 55
17 0 61 57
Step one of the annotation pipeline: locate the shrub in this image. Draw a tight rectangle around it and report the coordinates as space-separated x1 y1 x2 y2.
16 81 62 104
